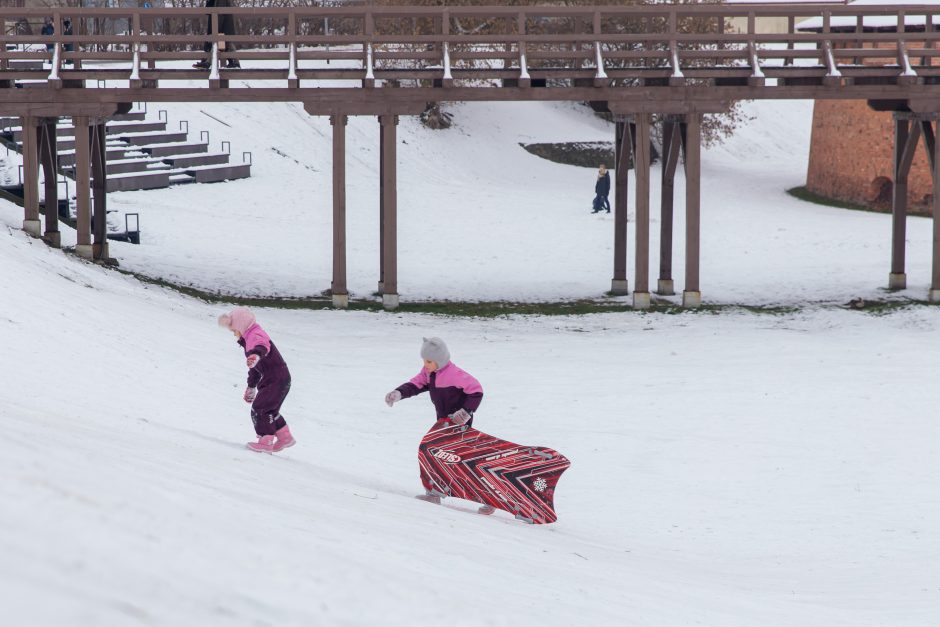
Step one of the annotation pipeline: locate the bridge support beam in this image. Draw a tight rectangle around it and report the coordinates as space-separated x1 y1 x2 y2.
890 116 914 290
20 116 41 237
379 114 399 310
73 116 93 260
39 119 60 248
683 113 702 308
331 114 349 309
91 121 110 261
658 117 682 296
930 119 940 302
611 120 630 295
633 113 651 310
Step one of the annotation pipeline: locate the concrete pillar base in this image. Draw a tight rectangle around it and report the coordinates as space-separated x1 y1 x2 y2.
683 290 702 308
75 244 94 259
632 291 651 309
382 293 400 310
657 279 675 295
43 231 61 248
889 272 907 290
610 279 629 296
929 289 940 303
23 219 41 237
332 293 349 309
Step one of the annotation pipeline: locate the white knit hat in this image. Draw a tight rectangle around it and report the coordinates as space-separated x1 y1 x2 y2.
420 337 450 368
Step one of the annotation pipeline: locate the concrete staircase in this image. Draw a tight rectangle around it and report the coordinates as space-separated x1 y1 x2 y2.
0 110 252 193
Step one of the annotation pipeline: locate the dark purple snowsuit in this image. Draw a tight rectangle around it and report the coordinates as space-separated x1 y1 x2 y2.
238 327 291 437
396 362 483 427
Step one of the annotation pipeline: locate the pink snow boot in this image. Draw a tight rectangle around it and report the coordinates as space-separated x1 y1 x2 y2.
272 426 295 452
246 435 275 453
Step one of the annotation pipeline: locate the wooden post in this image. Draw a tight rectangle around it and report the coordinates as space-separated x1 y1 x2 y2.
40 119 60 247
610 119 630 295
380 114 399 310
378 118 385 294
90 121 109 261
890 115 911 289
633 113 651 309
20 116 41 237
683 114 702 308
331 114 349 308
74 116 93 259
930 119 940 302
659 118 680 295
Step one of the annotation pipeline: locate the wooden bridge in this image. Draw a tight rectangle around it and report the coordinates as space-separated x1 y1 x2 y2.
3 2 940 308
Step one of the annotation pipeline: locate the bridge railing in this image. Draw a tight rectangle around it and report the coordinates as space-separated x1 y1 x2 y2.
2 4 940 88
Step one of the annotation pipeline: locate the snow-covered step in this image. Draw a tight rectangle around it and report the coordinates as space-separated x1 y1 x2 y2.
109 111 148 122
58 147 136 166
117 131 188 147
163 152 231 168
9 121 167 141
143 142 209 157
63 157 173 176
184 163 251 184
107 170 172 193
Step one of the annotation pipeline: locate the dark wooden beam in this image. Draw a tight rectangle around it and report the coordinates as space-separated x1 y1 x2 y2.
73 115 92 260
890 116 911 289
683 114 702 308
20 116 40 237
380 114 399 310
659 118 681 296
331 114 349 309
91 122 109 261
39 119 59 247
611 120 630 295
633 113 651 309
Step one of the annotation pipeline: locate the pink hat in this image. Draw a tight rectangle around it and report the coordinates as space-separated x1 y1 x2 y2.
217 307 256 334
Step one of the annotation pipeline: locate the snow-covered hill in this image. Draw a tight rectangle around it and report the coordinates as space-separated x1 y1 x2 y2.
2 93 934 304
1 96 938 626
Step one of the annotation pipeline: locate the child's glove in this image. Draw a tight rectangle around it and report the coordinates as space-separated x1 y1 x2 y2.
385 390 402 407
244 387 257 403
246 354 260 368
448 409 471 425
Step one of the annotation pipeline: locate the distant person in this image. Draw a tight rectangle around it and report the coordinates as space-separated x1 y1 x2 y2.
62 18 73 65
218 307 296 454
592 164 611 214
384 337 489 511
40 18 54 54
194 0 239 69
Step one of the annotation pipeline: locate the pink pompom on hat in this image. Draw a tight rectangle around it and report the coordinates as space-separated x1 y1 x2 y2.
217 306 256 334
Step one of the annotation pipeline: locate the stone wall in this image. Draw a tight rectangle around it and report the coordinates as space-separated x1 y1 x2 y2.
806 100 934 214
805 40 936 215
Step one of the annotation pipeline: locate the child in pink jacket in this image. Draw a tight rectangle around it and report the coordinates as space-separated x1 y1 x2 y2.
385 337 486 508
218 307 296 454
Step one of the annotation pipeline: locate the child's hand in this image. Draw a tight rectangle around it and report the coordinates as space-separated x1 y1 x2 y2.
448 409 471 425
244 387 257 403
385 390 402 407
246 354 260 368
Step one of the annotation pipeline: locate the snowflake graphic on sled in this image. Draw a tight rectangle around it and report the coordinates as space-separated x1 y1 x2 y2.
533 477 548 492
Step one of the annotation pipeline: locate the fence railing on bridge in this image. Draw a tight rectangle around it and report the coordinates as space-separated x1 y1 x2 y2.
2 3 940 94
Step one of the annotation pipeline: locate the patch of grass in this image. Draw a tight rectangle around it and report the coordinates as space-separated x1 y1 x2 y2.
785 186 900 216
60 255 940 318
843 296 938 315
110 268 819 317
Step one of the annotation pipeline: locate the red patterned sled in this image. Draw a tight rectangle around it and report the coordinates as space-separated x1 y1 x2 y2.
418 419 571 524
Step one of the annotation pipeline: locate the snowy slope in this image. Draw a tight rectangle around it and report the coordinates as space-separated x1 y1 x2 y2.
2 91 933 305
2 91 940 626
1 217 939 626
